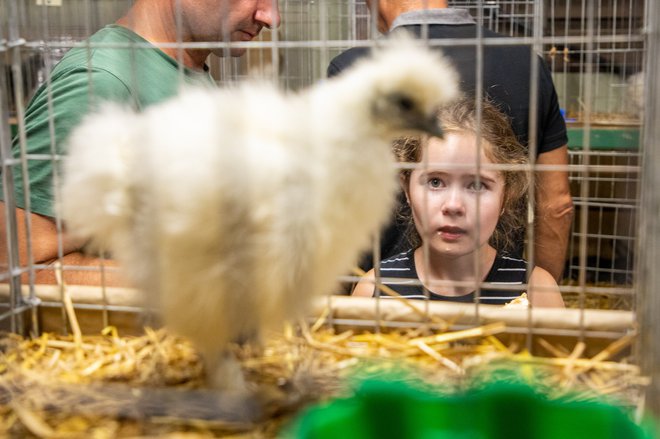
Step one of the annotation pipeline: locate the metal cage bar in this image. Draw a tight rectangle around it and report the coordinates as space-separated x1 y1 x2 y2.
637 0 660 418
0 0 653 412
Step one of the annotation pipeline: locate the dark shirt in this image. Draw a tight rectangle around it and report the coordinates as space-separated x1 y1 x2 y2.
328 9 568 269
374 250 528 305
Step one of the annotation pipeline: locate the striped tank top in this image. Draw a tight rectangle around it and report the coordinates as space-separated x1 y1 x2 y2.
375 249 528 305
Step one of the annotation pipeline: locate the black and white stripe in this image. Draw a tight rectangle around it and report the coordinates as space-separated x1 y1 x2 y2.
374 250 529 305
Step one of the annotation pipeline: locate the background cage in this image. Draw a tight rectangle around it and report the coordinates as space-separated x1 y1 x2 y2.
0 0 658 433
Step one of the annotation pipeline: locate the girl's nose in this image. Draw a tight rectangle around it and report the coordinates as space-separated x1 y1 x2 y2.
441 187 465 216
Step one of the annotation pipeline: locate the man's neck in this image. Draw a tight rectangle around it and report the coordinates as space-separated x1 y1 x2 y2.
383 0 448 30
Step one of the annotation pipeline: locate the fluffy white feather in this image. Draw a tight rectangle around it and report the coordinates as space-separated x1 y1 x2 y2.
60 35 458 388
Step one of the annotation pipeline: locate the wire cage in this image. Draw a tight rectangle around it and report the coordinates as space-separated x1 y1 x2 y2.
0 0 658 436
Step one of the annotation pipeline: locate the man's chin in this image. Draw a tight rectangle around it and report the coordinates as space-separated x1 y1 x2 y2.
212 47 248 58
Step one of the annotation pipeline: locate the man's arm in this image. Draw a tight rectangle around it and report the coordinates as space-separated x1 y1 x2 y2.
533 145 574 282
0 202 124 286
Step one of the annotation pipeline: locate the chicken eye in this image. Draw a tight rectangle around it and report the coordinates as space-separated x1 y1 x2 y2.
397 95 415 112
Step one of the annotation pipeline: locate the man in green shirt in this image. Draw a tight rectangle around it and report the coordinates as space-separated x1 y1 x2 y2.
1 0 280 285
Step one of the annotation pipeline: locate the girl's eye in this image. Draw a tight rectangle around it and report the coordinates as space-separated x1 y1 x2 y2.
468 181 488 191
428 177 443 188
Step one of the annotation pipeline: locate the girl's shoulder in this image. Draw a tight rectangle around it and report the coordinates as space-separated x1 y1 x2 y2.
528 266 565 308
529 265 557 284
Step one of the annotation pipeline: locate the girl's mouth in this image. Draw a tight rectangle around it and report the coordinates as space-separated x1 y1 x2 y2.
438 226 466 241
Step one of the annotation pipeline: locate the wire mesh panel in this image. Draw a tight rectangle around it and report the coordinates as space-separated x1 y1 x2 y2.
0 0 657 435
451 0 537 35
566 148 639 287
550 0 644 311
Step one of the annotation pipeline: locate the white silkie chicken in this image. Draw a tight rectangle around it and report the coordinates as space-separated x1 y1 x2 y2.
60 36 458 389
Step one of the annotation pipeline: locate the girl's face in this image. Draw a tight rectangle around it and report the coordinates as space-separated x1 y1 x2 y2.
407 131 505 258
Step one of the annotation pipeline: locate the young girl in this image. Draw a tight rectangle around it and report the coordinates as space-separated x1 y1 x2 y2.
353 98 564 307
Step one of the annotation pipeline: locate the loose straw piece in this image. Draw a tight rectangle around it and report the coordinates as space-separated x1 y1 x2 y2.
485 335 510 353
510 355 640 373
54 262 83 361
352 267 448 329
10 402 59 439
562 341 586 377
414 341 464 374
310 306 330 333
409 322 506 346
44 340 104 351
299 320 369 358
590 333 636 363
568 333 637 376
537 338 570 358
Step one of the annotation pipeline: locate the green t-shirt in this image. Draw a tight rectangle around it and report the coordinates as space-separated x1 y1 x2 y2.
4 24 214 218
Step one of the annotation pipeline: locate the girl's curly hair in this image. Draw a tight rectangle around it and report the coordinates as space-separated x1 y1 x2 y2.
394 96 529 254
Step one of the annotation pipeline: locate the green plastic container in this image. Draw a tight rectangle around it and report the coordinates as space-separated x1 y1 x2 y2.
286 379 655 439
